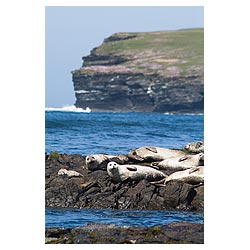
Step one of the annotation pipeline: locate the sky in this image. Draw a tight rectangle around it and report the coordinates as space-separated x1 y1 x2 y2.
45 6 204 107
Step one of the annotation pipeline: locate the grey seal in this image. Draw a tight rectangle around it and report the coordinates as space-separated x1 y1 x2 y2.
152 153 204 171
107 161 167 183
184 141 204 154
128 146 186 162
57 168 83 178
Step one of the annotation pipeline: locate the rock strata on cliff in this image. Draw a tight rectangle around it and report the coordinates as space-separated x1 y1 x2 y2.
72 29 204 113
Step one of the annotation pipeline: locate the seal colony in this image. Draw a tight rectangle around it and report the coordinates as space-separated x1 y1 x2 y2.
46 141 204 211
83 141 204 187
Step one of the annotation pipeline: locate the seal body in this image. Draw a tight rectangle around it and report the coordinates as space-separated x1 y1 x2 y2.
107 162 166 183
128 146 186 162
164 166 204 185
86 154 129 171
155 153 204 171
57 168 83 178
184 141 204 154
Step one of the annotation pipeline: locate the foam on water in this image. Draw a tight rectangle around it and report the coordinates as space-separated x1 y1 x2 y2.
45 105 91 113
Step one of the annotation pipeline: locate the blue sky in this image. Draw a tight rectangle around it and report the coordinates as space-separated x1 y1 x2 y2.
45 6 204 107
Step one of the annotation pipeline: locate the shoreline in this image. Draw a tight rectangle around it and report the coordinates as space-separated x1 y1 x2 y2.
45 221 204 244
45 108 204 115
45 150 204 211
45 144 204 244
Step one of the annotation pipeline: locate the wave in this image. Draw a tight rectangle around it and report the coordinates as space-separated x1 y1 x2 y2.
45 105 91 113
164 112 204 115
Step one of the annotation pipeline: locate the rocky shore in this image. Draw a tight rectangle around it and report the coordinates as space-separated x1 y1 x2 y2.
45 144 204 211
45 142 204 244
45 221 204 244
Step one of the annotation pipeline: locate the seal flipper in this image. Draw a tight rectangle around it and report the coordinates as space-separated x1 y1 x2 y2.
178 155 189 162
189 167 200 174
145 146 158 153
191 182 204 188
150 163 160 170
126 166 137 171
149 177 168 186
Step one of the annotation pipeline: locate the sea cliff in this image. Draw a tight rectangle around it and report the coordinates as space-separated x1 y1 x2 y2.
72 29 204 113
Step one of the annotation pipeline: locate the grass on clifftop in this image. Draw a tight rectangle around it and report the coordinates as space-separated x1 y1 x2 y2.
80 28 204 77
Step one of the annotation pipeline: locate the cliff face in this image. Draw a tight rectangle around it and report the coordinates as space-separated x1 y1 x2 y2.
72 29 204 113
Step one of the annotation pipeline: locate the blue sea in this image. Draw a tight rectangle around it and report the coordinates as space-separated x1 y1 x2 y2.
45 108 204 228
46 208 204 229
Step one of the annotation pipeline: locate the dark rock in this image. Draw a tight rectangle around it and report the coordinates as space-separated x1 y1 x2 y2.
45 152 204 211
45 222 204 244
73 72 203 113
191 185 204 211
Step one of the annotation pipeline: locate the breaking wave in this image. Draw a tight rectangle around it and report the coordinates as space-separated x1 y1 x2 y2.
45 105 91 113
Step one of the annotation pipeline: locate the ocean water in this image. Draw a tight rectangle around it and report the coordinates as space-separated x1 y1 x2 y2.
45 108 204 228
46 208 204 229
45 110 204 155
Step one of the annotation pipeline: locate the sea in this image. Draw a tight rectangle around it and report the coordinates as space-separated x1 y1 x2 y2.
45 105 204 228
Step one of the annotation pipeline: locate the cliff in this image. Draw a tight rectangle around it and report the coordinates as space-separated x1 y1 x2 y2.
72 28 204 113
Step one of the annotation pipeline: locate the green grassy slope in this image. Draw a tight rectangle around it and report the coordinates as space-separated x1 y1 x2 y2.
81 28 204 78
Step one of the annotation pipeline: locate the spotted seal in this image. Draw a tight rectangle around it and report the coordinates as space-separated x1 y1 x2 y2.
152 153 204 171
107 161 167 183
86 154 129 171
163 166 204 185
128 146 186 162
57 168 83 178
184 141 204 154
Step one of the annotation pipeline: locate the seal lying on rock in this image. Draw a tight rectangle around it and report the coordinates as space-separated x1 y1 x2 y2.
184 141 204 154
128 146 186 162
86 154 129 171
161 166 204 186
86 154 112 171
152 153 204 171
57 168 83 178
107 161 167 183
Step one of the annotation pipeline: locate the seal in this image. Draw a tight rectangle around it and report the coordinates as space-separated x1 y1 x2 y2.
152 153 204 171
86 154 129 171
128 146 186 162
85 154 111 171
163 166 204 185
107 161 167 183
184 141 204 154
57 168 83 178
